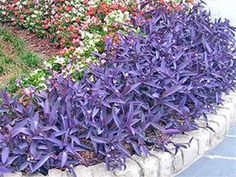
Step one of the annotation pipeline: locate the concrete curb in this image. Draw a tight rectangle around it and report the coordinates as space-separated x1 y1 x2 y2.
4 91 236 177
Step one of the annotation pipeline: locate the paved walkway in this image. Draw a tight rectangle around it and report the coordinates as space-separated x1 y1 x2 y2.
204 0 236 26
176 1 236 176
176 127 236 177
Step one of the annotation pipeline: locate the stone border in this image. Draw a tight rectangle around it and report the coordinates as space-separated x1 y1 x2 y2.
3 91 236 177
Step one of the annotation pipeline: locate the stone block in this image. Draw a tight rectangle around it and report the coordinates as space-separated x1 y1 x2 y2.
114 158 141 177
4 173 22 177
181 139 198 167
187 128 211 155
48 169 71 177
172 150 183 174
132 154 159 177
150 150 173 177
74 165 92 177
205 121 221 147
207 114 227 138
89 163 116 177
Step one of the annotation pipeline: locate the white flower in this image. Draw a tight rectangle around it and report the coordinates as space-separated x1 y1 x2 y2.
55 56 66 64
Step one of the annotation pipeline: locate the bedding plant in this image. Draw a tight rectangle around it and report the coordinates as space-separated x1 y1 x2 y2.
0 1 235 176
0 0 197 90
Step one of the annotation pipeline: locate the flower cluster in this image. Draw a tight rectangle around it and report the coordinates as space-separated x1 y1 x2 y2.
0 0 135 48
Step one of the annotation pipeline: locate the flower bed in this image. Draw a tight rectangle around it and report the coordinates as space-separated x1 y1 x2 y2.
0 0 135 89
0 1 235 176
0 0 196 90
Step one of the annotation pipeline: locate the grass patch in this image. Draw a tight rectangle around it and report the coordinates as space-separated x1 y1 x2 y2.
0 27 42 92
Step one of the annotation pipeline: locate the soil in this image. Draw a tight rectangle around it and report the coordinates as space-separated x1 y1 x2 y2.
1 23 61 60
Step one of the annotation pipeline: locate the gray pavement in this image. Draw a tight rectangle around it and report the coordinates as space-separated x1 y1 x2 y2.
204 0 236 26
176 126 236 177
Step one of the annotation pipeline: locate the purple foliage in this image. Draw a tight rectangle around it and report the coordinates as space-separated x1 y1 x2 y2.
0 2 236 176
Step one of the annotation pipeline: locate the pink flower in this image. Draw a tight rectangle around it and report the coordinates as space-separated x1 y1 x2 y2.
72 38 80 44
2 11 7 15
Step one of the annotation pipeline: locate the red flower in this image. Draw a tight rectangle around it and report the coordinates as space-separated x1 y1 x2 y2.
44 25 49 29
71 33 78 38
160 0 165 4
66 5 73 12
100 2 110 14
19 15 24 21
188 0 195 4
118 5 127 12
75 17 80 23
87 7 95 16
69 25 75 31
111 4 119 10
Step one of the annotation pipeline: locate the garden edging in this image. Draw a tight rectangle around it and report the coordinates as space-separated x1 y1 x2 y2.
3 91 236 177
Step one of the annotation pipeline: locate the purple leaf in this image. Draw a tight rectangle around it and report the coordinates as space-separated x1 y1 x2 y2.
1 147 9 164
1 91 10 105
0 167 11 174
162 85 183 97
32 154 50 173
164 129 181 135
90 135 107 144
61 152 68 168
44 99 50 114
10 127 33 138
